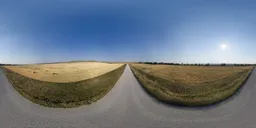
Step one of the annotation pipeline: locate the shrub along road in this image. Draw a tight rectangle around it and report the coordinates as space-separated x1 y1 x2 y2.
1 65 256 128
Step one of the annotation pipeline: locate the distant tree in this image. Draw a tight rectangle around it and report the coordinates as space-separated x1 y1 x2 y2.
221 63 226 66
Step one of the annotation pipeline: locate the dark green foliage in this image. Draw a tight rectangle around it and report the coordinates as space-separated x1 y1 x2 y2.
137 62 255 67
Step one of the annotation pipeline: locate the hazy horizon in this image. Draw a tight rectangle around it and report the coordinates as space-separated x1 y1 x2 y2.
1 60 255 65
1 0 256 64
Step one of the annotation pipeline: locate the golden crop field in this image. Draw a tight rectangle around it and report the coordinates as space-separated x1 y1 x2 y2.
130 64 253 106
132 64 253 86
5 62 123 83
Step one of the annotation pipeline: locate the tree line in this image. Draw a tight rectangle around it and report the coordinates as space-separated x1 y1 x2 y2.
138 62 255 66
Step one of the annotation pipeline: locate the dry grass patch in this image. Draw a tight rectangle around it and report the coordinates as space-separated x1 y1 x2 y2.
4 62 122 83
2 64 126 108
130 64 253 106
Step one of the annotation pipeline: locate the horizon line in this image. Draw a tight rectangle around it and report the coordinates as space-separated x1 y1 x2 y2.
1 60 256 65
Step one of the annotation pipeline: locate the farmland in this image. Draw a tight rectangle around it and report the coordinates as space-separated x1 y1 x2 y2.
3 62 125 108
130 64 253 106
4 62 123 83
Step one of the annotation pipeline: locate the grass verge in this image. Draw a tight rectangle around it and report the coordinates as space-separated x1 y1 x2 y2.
2 64 126 108
130 65 253 106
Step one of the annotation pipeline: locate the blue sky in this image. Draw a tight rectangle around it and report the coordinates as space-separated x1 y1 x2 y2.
0 0 256 64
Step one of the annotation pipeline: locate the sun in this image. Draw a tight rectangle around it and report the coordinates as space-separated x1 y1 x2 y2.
220 43 228 50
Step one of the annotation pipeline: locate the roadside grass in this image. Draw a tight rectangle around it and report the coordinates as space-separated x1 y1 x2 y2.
2 64 126 108
130 64 253 106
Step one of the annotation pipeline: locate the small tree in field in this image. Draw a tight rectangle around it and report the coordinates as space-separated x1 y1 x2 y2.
221 63 226 66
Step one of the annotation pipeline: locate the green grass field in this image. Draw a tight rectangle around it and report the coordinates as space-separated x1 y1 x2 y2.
130 64 253 106
3 64 126 108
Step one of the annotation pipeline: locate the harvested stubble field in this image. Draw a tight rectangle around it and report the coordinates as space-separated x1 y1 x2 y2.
130 64 253 106
4 62 123 83
3 62 125 108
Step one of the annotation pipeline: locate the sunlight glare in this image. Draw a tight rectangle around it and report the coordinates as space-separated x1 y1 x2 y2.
220 43 228 50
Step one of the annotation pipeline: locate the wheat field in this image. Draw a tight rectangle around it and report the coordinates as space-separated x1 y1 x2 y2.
5 62 123 83
131 64 252 86
130 64 253 106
